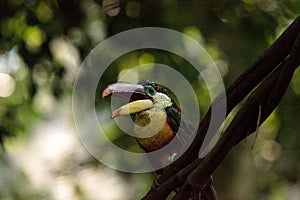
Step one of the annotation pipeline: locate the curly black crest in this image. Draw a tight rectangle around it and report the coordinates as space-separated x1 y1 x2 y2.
138 80 169 95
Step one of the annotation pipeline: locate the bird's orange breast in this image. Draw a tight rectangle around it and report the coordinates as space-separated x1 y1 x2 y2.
136 122 175 152
133 108 175 152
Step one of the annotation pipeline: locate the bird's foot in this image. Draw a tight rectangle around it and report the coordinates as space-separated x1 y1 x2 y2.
152 174 162 189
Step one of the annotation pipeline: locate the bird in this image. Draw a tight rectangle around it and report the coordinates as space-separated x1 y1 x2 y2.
102 80 195 167
102 81 217 197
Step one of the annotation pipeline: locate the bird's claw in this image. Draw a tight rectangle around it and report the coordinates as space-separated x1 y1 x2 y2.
152 174 161 189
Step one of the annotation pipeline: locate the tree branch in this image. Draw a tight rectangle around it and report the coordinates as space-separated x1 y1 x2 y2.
143 16 300 200
155 16 300 186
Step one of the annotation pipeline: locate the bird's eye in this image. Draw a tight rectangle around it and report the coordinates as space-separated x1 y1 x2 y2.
144 85 156 96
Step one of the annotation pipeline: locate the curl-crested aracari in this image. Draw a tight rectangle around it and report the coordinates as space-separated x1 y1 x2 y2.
102 80 217 196
102 80 195 163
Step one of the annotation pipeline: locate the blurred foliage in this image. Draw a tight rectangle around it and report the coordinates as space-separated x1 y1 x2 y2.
0 0 300 199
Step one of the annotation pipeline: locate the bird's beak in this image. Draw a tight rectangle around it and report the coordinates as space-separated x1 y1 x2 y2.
111 99 153 118
102 82 147 100
102 82 154 118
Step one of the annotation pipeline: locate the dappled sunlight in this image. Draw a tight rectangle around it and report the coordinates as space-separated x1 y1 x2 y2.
24 26 46 52
249 110 282 171
1 102 145 200
0 47 22 73
0 73 15 98
126 1 141 18
118 68 140 83
81 0 106 44
0 47 23 98
49 37 81 85
1 0 300 199
32 88 56 114
291 67 300 95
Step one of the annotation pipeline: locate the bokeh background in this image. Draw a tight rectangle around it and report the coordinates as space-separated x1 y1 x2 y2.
1 0 300 199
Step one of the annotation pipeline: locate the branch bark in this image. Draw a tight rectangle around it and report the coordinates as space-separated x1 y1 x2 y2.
143 16 300 200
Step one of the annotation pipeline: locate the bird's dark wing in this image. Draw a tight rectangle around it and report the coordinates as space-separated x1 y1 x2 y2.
165 106 196 145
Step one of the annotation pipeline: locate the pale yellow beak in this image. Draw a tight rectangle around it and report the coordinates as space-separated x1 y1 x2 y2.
111 99 154 118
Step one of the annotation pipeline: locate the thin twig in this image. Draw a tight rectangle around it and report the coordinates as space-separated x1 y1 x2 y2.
251 104 262 150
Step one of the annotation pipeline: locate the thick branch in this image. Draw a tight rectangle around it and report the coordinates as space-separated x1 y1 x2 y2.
143 16 300 200
177 27 300 194
155 16 300 186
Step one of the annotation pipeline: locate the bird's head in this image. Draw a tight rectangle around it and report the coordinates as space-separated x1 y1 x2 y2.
102 80 177 118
